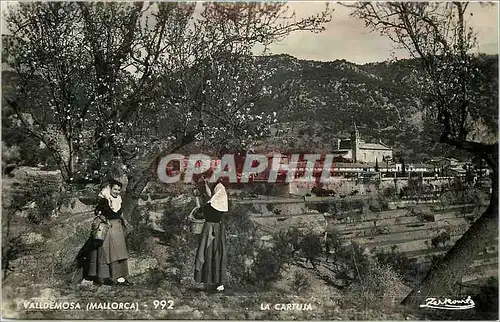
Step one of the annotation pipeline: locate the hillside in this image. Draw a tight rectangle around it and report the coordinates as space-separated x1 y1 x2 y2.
255 54 498 160
3 54 497 167
2 172 497 320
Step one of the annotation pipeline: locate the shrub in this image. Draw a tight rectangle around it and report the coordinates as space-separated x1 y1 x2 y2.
225 204 257 237
327 243 371 287
159 198 192 245
265 185 285 196
315 202 331 213
2 143 20 164
343 260 407 310
238 190 249 199
139 198 197 285
227 208 296 289
166 234 198 284
429 254 444 267
225 204 261 287
2 234 33 279
272 208 282 215
368 198 383 212
52 225 89 280
375 250 421 286
16 182 71 225
250 248 282 288
324 230 342 257
383 186 397 198
291 270 311 294
126 208 154 253
431 230 451 248
273 227 303 261
299 231 323 265
2 122 46 166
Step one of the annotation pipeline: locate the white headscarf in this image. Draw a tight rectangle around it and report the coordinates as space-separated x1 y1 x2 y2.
98 185 122 212
208 183 228 212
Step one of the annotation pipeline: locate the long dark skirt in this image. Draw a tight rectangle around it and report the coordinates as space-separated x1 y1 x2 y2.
75 219 129 281
194 222 227 285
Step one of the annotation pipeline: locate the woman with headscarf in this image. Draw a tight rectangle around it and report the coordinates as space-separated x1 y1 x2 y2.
75 179 131 286
194 177 228 292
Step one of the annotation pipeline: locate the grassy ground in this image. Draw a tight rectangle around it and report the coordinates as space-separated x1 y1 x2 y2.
1 202 417 320
2 177 495 320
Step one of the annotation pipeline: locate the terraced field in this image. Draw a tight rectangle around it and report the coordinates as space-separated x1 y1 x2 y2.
330 205 496 284
248 200 497 285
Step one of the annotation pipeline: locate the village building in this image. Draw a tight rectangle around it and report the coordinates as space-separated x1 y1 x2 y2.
333 124 393 163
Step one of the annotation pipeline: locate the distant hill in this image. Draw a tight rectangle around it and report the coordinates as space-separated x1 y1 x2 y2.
255 54 498 162
3 54 497 164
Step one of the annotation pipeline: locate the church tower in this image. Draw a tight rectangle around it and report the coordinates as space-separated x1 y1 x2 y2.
351 122 360 163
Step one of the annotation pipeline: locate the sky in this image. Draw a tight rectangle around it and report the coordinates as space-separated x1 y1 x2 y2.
1 1 498 64
265 2 499 64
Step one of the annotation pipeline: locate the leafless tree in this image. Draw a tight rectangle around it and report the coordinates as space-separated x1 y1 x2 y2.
3 2 333 216
346 2 497 307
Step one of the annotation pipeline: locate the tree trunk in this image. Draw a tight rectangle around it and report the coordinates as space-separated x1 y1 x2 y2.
121 170 152 222
119 137 196 222
402 170 498 307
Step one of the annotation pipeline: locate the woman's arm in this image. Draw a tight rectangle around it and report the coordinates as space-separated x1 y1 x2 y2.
120 216 129 229
94 198 107 218
92 199 108 230
204 181 212 197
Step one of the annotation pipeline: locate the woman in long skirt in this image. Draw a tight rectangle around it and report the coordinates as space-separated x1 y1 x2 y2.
194 179 228 292
76 180 131 286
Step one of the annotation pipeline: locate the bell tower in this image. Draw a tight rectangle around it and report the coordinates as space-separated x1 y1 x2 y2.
351 122 359 163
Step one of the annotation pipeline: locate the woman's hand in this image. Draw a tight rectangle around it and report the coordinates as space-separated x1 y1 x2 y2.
121 217 130 230
91 216 101 231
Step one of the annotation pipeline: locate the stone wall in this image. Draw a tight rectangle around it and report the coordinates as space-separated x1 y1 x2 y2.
288 177 455 196
356 149 392 164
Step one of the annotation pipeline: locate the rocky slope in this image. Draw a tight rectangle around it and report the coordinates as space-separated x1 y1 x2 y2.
255 54 498 160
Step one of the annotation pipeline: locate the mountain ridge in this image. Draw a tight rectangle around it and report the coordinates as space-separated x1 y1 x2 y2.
255 53 498 161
